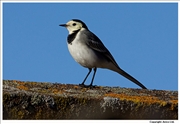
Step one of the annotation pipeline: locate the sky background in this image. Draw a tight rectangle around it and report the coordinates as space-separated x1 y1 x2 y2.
3 2 178 90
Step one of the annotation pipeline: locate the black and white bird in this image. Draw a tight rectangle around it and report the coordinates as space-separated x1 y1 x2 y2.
59 19 147 89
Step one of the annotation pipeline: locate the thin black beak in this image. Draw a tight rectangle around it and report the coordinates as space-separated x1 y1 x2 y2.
59 24 67 27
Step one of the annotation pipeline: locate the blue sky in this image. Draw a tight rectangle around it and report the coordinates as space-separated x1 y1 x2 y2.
3 2 178 90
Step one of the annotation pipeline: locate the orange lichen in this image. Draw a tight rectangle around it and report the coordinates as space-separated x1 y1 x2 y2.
52 89 62 94
17 85 28 90
105 93 165 105
74 86 79 89
104 93 178 110
12 80 17 83
169 100 178 110
170 100 178 104
17 81 25 85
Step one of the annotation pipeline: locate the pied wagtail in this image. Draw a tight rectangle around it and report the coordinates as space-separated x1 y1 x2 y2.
59 19 147 89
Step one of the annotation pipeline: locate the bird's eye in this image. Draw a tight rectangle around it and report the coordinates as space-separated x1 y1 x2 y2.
72 23 76 26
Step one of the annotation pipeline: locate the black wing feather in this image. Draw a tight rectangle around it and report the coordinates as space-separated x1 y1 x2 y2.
83 30 120 68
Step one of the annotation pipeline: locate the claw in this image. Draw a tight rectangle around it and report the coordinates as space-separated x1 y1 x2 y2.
79 83 96 89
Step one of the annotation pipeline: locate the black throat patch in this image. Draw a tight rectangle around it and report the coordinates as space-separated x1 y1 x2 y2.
67 29 80 44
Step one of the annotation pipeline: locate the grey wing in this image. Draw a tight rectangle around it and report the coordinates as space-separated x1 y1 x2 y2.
84 30 120 68
82 30 147 89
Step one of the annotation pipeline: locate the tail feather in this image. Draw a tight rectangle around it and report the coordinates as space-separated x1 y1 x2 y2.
117 68 147 89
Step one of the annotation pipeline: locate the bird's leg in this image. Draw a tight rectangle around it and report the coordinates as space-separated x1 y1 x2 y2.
79 68 92 86
89 68 97 87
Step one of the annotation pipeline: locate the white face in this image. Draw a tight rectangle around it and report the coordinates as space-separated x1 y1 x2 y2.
65 21 83 34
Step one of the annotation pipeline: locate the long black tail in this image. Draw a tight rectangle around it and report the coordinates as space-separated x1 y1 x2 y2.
117 68 147 89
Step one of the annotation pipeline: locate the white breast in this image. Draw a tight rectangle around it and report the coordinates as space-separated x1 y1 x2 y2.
67 33 100 68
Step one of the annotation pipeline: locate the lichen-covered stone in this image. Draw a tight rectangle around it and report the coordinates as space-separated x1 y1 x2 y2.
3 80 178 119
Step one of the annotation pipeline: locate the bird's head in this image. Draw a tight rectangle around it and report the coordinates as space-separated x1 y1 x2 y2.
59 19 88 34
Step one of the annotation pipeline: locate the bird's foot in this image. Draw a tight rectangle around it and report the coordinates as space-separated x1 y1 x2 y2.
79 83 96 89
